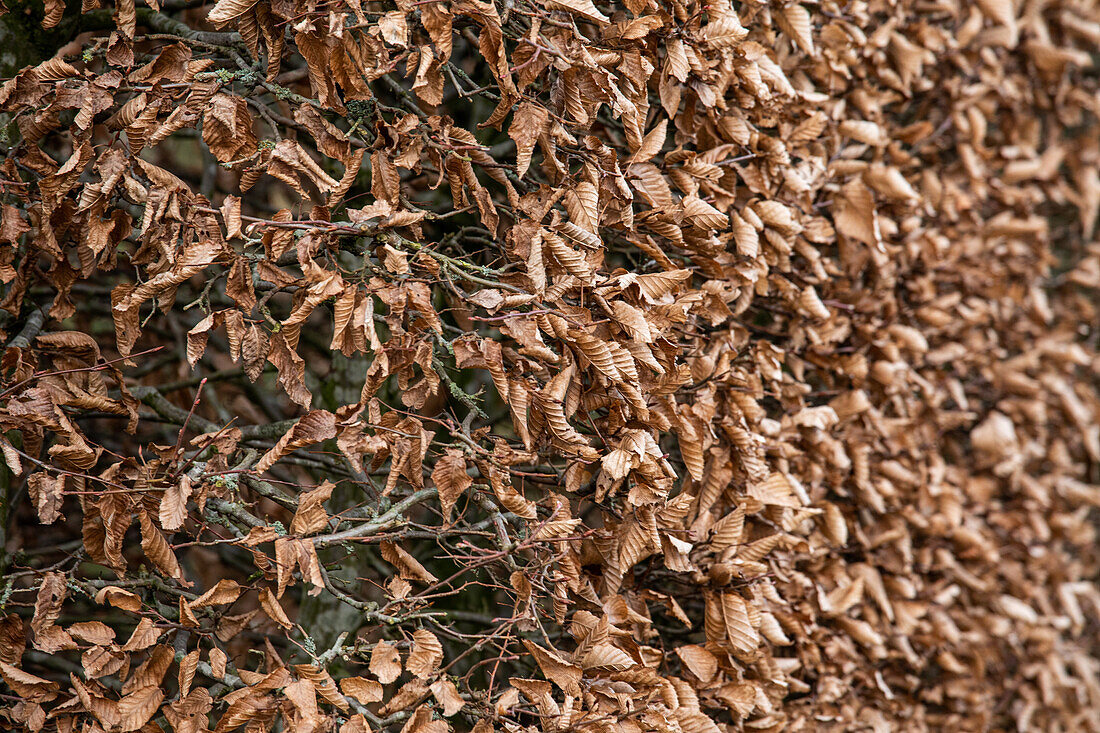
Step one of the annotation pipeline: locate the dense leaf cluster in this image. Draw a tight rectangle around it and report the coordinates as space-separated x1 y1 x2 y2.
0 0 1098 731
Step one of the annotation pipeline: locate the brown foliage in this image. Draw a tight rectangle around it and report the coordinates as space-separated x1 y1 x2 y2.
0 0 1098 731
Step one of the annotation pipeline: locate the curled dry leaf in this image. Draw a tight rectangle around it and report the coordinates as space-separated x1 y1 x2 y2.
341 676 384 704
159 474 192 531
520 641 582 697
27 472 63 524
118 685 165 732
259 587 294 630
431 449 472 520
290 481 334 536
207 0 261 26
189 579 242 609
95 587 141 613
208 647 228 680
406 629 443 679
430 678 465 716
370 641 402 685
380 541 439 584
121 618 160 652
255 410 338 473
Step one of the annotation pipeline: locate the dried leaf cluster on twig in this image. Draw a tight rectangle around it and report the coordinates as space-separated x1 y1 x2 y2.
0 0 1099 731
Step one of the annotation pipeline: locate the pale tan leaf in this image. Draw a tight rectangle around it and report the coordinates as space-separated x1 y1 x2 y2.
381 541 439 584
778 4 815 55
565 180 600 234
178 650 199 698
118 686 164 732
510 103 549 178
676 645 718 682
579 643 634 670
682 195 728 231
255 410 338 473
568 328 622 382
731 212 759 258
748 473 802 508
709 505 745 553
27 472 64 525
139 511 187 584
95 586 141 612
835 178 881 247
738 533 780 563
159 474 191 531
544 231 596 284
705 10 748 47
717 681 757 717
432 449 472 520
521 640 582 697
68 621 115 646
378 11 408 46
789 112 828 146
406 629 444 679
189 579 241 609
629 119 668 164
209 647 228 679
839 119 888 147
259 587 294 630
342 676 385 704
721 593 760 653
290 481 333 536
370 640 402 684
121 618 160 652
542 0 609 24
633 269 692 302
430 678 465 716
536 364 598 460
207 0 261 26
